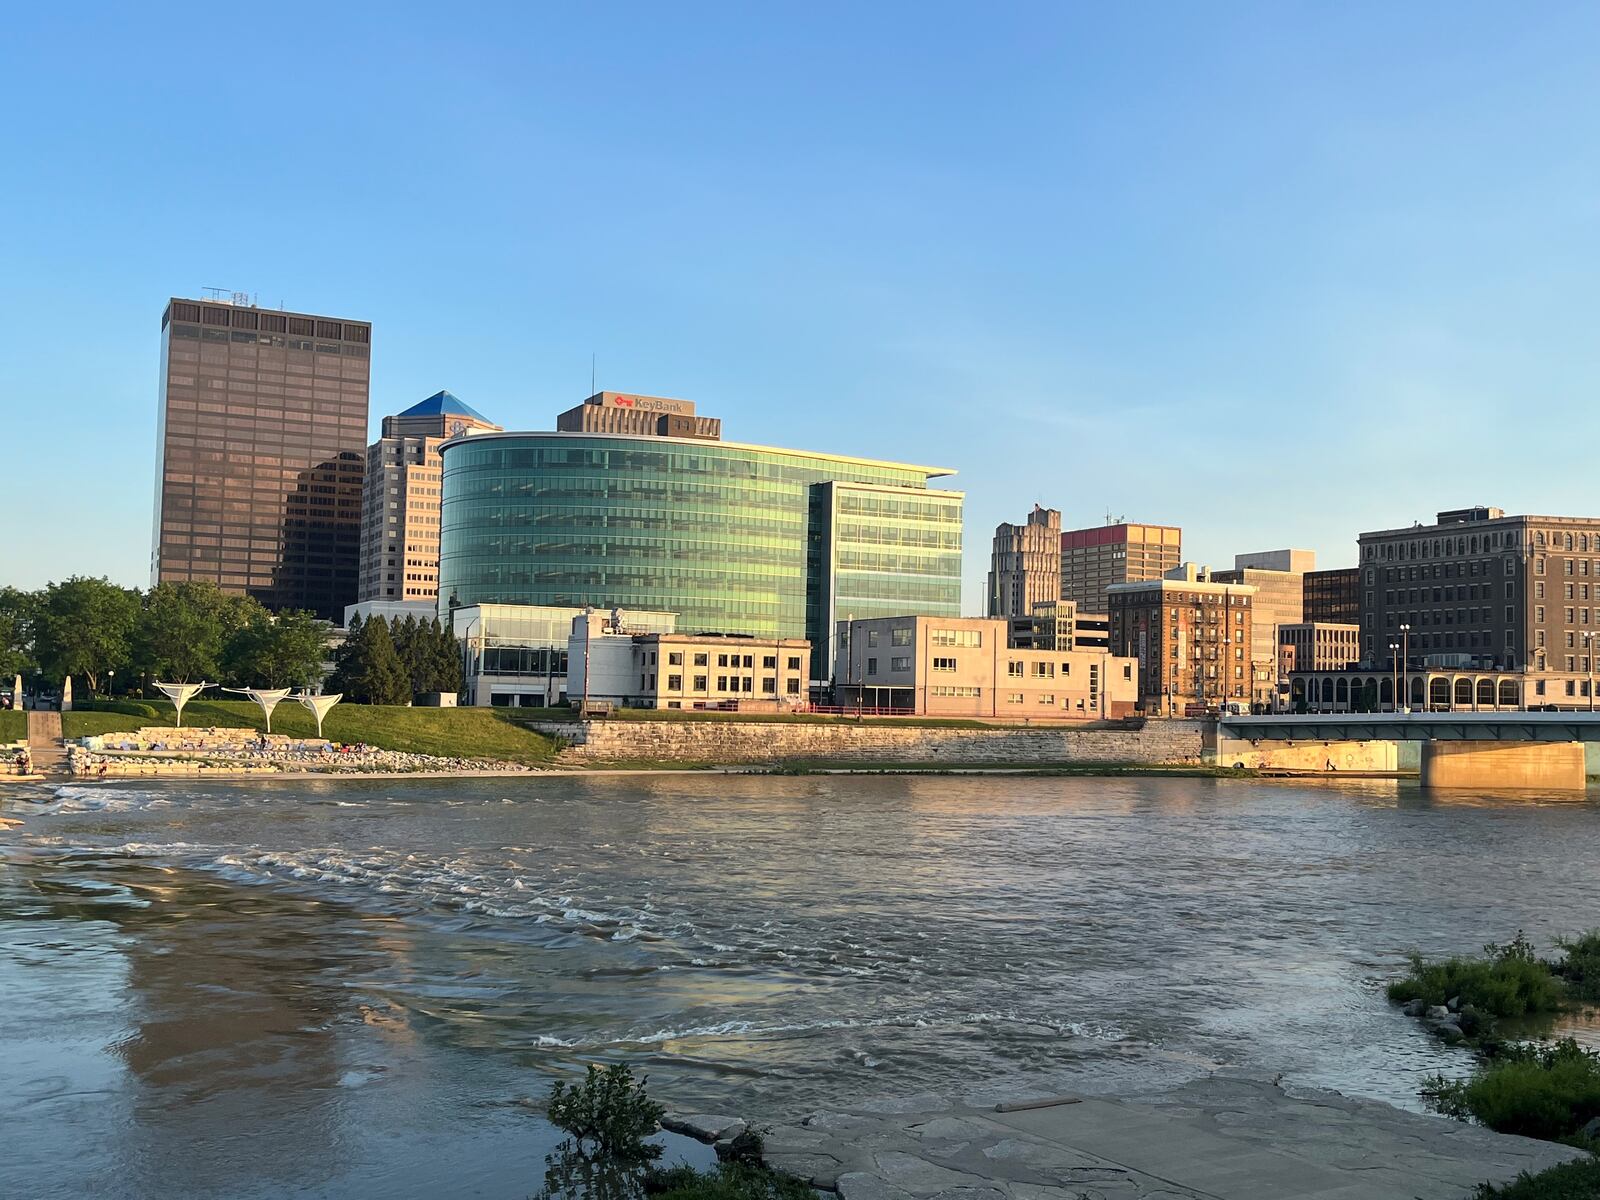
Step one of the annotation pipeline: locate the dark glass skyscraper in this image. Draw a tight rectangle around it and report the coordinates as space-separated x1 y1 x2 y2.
152 297 370 620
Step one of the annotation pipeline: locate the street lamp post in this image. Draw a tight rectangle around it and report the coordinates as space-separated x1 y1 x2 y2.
1388 642 1400 714
106 669 114 699
1399 623 1412 713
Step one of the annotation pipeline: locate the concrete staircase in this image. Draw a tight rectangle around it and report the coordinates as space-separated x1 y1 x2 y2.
25 711 66 775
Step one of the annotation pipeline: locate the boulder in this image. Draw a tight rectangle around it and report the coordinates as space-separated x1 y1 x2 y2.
1447 995 1463 1013
1425 1005 1451 1021
662 1114 746 1143
1400 999 1427 1017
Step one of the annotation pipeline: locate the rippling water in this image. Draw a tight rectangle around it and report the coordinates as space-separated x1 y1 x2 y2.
4 773 1599 1199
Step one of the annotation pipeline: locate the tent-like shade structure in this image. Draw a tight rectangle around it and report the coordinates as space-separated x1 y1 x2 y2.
221 687 293 734
153 681 215 728
294 692 342 739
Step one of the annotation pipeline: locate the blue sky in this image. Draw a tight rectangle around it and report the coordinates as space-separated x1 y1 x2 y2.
2 2 1597 607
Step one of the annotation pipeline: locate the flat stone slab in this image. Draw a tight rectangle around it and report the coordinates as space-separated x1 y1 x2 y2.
663 1113 747 1143
757 1074 1586 1200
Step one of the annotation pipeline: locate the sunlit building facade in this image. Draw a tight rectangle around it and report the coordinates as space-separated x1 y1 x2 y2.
152 296 370 620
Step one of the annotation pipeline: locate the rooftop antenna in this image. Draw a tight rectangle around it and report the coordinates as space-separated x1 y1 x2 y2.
202 286 229 301
591 352 596 398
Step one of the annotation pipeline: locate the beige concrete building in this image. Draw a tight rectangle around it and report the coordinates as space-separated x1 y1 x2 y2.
1279 623 1361 673
1106 565 1256 714
1008 600 1109 652
1233 549 1316 574
987 505 1062 619
1214 555 1309 709
834 615 1137 719
569 611 809 711
555 391 721 440
359 391 500 605
1061 521 1181 611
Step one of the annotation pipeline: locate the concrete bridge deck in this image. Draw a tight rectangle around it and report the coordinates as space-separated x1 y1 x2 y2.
1221 710 1600 742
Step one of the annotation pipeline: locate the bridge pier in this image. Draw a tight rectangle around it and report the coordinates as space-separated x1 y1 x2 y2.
1420 740 1587 792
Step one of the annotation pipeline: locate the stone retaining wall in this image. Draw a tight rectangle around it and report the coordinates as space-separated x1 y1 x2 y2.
530 718 1208 766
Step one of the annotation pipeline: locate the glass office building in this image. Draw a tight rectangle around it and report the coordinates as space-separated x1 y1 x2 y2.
152 296 370 620
438 433 964 681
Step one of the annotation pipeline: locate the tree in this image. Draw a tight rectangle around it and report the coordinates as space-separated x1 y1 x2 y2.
327 611 362 696
393 613 423 696
0 587 39 681
134 581 262 682
425 617 463 694
32 576 139 695
336 615 409 705
225 609 329 689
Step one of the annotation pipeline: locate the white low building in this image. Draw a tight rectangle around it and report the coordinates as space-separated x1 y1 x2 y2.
452 604 677 707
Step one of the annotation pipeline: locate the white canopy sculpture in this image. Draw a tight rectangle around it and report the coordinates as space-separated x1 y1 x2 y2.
222 687 293 734
152 681 215 728
11 675 20 712
295 692 342 740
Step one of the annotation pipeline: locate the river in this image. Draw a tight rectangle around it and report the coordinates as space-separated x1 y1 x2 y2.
3 773 1598 1199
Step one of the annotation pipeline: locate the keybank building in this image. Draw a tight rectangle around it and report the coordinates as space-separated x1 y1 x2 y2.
438 393 964 684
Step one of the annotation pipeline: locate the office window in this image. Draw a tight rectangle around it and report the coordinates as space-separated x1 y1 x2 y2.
666 674 682 691
694 675 708 691
1008 660 1023 678
867 629 879 647
786 678 800 695
694 653 708 667
891 627 912 646
787 656 800 670
867 657 879 675
668 652 683 666
932 657 957 672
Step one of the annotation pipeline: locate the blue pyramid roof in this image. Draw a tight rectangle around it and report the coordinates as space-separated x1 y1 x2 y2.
397 390 490 423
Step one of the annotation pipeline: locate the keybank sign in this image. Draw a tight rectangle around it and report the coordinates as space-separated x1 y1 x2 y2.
601 392 694 416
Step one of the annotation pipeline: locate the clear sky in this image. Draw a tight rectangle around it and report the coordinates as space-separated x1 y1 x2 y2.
2 3 1597 607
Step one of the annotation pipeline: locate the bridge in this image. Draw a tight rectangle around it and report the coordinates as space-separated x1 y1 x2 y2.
1218 711 1600 791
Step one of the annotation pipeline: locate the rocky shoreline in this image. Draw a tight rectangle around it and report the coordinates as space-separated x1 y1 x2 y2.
666 1072 1584 1200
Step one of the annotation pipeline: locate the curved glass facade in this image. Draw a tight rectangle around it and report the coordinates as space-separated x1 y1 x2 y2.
438 434 963 677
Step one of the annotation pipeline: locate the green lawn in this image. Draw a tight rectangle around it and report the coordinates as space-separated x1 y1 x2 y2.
0 710 23 743
65 700 562 765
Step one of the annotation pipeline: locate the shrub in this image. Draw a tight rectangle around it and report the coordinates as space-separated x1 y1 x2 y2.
645 1162 813 1200
1423 1039 1600 1143
1472 1156 1600 1198
1387 933 1567 1020
547 1064 666 1163
77 699 160 720
1554 932 1600 1004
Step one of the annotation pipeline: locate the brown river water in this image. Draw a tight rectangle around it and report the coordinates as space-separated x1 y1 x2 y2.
3 773 1598 1199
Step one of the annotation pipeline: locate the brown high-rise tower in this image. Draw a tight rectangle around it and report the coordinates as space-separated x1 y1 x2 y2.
151 296 370 620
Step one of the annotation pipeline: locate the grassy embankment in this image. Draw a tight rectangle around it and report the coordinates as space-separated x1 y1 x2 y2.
0 710 23 743
1390 933 1600 1195
67 699 561 766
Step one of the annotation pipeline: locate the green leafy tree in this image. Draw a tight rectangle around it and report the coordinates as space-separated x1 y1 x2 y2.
32 576 139 695
0 586 40 681
225 609 329 689
133 581 261 682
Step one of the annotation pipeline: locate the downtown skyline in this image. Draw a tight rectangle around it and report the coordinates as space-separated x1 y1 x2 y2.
4 2 1599 608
